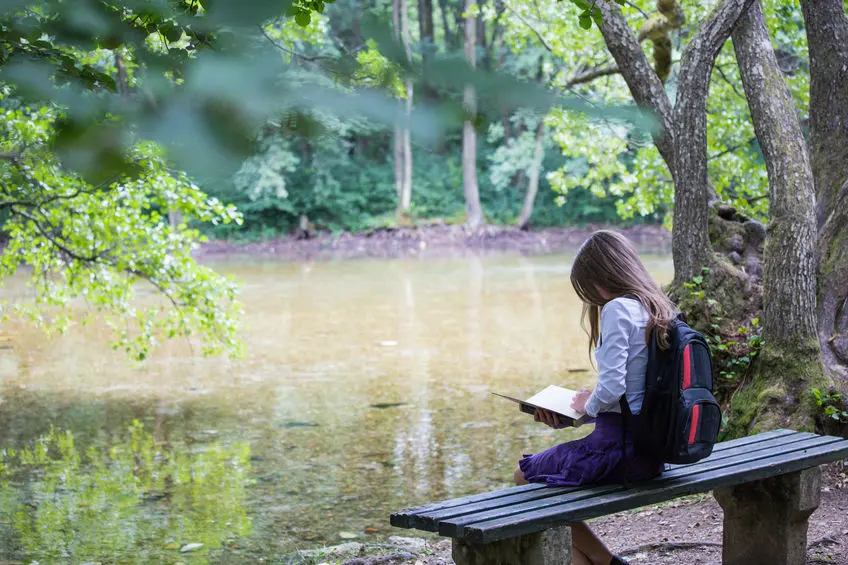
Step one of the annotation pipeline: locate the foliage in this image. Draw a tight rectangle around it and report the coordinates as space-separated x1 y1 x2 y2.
497 0 810 226
680 267 764 406
810 388 848 423
0 421 252 563
0 92 243 361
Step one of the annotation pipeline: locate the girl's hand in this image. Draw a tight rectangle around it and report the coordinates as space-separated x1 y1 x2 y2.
534 408 568 429
571 390 591 415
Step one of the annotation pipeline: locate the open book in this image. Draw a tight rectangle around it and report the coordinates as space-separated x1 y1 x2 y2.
492 385 589 426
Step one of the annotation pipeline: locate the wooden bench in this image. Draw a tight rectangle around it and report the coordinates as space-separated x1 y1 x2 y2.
390 429 848 565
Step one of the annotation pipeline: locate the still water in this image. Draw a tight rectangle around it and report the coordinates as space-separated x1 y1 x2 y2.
0 251 672 563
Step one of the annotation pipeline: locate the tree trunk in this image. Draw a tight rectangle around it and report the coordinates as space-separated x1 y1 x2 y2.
400 0 413 214
418 0 434 63
501 107 512 143
597 0 677 174
462 0 484 230
437 0 457 51
402 80 413 212
671 0 755 286
598 0 753 287
393 0 413 216
800 0 848 383
394 126 404 204
517 120 545 230
476 0 487 69
731 0 824 432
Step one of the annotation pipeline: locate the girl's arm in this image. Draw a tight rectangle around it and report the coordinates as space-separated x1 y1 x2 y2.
584 299 632 418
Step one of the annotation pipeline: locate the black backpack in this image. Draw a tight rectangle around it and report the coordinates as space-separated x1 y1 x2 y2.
621 315 721 465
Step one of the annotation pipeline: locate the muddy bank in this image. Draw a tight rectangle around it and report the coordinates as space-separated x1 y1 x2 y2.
196 224 671 261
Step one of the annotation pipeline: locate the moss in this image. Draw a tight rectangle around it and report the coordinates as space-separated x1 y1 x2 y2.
637 0 682 84
723 339 827 438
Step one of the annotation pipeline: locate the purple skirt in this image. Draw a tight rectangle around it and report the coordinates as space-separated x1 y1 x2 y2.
518 412 663 487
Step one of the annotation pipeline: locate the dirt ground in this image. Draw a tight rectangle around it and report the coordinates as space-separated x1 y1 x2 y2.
325 462 847 565
196 224 671 261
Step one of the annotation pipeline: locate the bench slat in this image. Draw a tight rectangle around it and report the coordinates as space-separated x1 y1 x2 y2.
390 482 551 528
405 486 585 531
424 431 817 531
390 428 802 528
455 436 848 542
439 434 839 537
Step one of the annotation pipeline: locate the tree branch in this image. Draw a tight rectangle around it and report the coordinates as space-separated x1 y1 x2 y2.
260 27 336 62
597 0 676 175
503 3 557 55
11 207 106 263
622 0 649 18
713 63 746 99
708 136 756 160
564 65 621 87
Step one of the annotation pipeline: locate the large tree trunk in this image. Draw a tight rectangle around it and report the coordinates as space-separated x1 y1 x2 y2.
462 0 484 231
729 0 824 433
671 0 754 286
801 0 848 384
517 120 545 230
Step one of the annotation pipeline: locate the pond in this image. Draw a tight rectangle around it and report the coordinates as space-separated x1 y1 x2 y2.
0 250 673 563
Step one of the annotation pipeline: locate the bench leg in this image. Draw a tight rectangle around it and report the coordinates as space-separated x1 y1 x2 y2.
451 524 572 565
714 467 821 565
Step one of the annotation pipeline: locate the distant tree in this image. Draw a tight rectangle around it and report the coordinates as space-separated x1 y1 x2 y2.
462 0 485 230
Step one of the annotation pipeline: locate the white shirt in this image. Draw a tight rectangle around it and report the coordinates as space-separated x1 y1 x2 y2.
584 297 649 418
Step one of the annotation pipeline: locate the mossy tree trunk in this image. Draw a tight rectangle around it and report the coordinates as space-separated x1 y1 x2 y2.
801 0 848 387
727 0 825 433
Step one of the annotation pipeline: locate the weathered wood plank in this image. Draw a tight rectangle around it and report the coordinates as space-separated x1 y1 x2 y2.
420 484 618 526
459 437 848 542
665 428 801 468
390 483 550 528
430 431 817 534
408 486 583 531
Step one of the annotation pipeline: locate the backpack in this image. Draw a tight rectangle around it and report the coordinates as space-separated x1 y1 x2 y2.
621 314 721 465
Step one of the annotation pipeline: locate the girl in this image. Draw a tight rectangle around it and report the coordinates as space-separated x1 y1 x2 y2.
514 230 676 565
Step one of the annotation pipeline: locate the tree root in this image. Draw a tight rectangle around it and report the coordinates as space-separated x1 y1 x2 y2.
618 533 841 557
618 540 722 556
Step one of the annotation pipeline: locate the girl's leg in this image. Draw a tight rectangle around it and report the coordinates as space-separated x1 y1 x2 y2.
514 464 528 485
514 468 617 564
570 522 613 565
572 547 592 565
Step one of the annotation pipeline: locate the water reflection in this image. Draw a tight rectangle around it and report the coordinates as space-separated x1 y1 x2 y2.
0 418 251 563
0 251 673 559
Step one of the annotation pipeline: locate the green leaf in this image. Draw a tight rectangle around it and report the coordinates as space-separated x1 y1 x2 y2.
295 11 312 26
578 12 592 30
591 8 603 27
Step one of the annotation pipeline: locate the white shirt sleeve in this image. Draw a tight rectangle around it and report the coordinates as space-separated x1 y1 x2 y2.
584 300 632 418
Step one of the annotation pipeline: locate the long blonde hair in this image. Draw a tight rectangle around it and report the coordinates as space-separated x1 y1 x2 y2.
570 230 677 355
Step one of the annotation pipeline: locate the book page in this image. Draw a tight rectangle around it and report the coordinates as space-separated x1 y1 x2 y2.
524 385 584 421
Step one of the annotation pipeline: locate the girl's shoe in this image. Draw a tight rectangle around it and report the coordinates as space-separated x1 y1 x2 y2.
610 557 630 565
